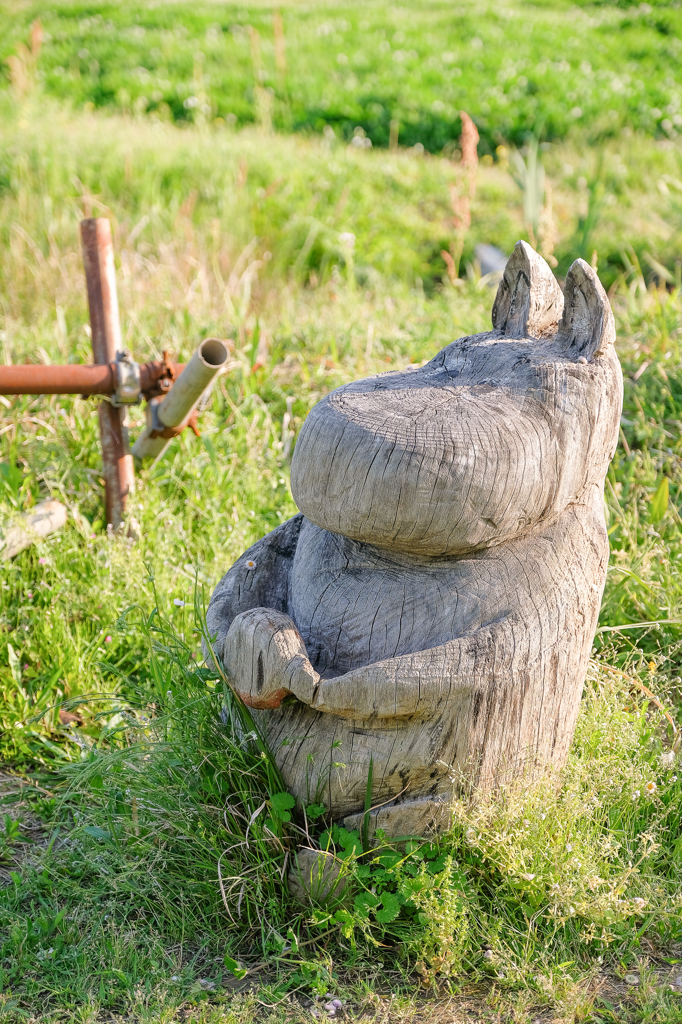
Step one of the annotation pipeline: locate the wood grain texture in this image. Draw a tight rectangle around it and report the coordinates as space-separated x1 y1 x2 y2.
289 246 620 557
206 243 623 835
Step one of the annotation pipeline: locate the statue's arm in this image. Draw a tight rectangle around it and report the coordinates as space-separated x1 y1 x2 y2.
204 514 303 666
309 633 503 720
220 603 506 720
216 500 606 721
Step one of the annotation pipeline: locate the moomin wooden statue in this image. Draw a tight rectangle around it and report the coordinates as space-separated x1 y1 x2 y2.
206 242 623 837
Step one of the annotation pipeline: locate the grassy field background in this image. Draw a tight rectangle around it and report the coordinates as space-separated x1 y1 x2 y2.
1 2 682 1022
2 0 682 152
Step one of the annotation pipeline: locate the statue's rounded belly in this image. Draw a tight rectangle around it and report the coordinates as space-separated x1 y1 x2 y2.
289 518 504 678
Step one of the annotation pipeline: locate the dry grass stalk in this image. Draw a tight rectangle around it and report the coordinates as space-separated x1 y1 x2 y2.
389 118 400 152
249 27 273 133
443 111 479 281
273 10 287 79
6 19 42 99
539 180 559 268
460 111 480 185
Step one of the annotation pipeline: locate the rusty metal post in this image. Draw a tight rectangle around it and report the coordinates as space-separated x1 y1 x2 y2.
80 218 135 529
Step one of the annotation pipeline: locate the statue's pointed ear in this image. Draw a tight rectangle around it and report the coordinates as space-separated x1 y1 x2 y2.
556 258 615 360
492 240 564 339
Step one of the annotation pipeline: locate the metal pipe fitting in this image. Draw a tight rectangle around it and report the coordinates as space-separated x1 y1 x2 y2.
132 338 229 462
112 351 141 406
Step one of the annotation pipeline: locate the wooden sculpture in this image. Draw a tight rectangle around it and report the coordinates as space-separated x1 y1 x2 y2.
206 242 623 836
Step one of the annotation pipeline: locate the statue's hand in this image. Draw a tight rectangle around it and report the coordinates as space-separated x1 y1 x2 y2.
222 607 320 709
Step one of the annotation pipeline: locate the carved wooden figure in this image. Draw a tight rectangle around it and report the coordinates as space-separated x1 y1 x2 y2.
207 243 623 836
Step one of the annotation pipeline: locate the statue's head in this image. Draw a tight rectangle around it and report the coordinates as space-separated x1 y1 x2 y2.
290 242 623 557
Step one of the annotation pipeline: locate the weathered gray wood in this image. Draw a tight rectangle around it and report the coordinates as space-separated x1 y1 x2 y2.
207 514 303 662
206 242 623 836
222 606 319 709
0 500 67 560
288 246 620 558
216 492 607 817
491 239 564 338
289 848 347 902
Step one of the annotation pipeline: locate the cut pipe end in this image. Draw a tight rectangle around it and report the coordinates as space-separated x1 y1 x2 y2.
198 338 229 369
131 337 230 463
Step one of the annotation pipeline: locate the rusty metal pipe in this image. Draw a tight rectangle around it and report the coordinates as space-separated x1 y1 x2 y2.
0 364 115 395
0 360 185 396
81 218 123 363
80 217 135 529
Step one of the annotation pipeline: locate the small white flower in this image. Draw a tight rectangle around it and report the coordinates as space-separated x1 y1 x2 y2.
566 843 573 852
173 598 185 607
339 232 356 248
245 559 257 570
483 950 493 960
633 897 647 910
521 872 536 881
645 781 657 795
568 906 576 915
632 790 641 800
660 750 676 766
671 775 678 783
540 813 546 820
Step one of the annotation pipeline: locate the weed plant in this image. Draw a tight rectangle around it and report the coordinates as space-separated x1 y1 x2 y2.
0 75 681 1024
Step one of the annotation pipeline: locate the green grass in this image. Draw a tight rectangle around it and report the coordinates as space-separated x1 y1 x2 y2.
2 0 682 153
0 10 681 1022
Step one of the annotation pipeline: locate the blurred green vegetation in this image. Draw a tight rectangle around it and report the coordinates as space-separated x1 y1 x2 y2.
2 0 682 153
